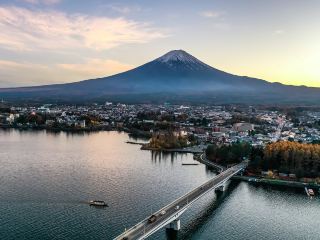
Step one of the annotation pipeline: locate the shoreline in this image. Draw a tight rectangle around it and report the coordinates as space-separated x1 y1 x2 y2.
4 127 319 191
140 145 204 154
0 125 114 132
0 125 154 139
232 175 320 189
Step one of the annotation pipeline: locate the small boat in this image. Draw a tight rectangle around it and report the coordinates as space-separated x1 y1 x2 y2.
308 189 315 197
89 200 108 207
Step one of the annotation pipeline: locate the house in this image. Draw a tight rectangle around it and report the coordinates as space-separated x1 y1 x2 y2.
233 122 254 132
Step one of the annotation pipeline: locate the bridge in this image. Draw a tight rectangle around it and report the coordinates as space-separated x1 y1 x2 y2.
197 153 226 172
114 161 248 240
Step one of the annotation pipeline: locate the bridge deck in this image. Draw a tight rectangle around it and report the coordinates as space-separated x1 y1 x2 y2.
114 162 247 240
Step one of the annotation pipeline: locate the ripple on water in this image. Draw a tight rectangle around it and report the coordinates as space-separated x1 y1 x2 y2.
0 130 320 240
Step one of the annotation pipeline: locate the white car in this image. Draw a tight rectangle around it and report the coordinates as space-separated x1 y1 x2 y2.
160 210 166 215
175 205 180 210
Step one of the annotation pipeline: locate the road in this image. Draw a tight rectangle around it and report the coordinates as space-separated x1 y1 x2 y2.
198 153 226 172
272 117 286 142
114 162 247 240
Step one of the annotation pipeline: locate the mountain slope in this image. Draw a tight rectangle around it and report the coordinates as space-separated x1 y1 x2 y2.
0 50 319 104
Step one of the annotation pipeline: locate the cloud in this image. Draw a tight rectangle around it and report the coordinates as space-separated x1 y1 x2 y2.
199 10 228 30
22 0 61 5
0 60 48 70
108 4 142 14
0 58 134 87
0 6 166 51
0 60 51 87
200 10 224 18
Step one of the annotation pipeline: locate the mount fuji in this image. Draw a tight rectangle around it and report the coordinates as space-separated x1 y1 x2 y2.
0 50 319 104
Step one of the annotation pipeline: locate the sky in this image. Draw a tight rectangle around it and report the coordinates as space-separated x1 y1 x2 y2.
0 0 320 87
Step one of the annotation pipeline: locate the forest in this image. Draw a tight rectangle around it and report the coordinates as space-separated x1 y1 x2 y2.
206 141 320 178
251 141 320 178
205 142 252 165
146 131 189 149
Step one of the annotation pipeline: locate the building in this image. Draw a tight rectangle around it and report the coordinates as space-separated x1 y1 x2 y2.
233 123 254 132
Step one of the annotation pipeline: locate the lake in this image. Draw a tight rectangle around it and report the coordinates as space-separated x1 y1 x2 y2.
0 130 319 240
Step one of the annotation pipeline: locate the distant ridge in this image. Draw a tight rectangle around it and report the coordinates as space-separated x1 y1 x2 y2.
0 49 320 104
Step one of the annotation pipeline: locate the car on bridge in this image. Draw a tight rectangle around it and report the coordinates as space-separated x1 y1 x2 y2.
148 214 157 223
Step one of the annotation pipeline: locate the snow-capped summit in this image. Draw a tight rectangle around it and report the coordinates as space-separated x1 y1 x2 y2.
156 50 199 63
155 50 211 70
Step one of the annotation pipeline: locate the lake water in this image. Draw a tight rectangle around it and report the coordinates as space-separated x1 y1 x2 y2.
0 130 319 240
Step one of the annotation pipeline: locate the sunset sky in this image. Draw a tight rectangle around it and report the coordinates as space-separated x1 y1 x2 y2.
0 0 319 87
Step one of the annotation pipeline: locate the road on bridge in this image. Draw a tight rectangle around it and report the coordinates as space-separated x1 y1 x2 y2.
114 162 247 240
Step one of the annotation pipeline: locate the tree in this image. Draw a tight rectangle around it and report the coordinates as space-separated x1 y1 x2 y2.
295 168 304 179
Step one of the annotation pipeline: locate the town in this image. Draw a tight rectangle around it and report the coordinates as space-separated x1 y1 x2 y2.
1 101 320 146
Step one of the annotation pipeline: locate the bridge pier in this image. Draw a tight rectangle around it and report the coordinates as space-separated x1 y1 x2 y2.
166 219 181 231
215 184 225 192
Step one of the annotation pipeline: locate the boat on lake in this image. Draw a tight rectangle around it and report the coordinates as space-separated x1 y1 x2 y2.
89 200 108 207
308 189 315 197
305 188 315 197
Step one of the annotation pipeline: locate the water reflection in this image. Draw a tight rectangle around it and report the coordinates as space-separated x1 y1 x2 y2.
166 229 178 240
163 181 240 240
180 181 240 239
128 134 150 142
151 151 190 165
